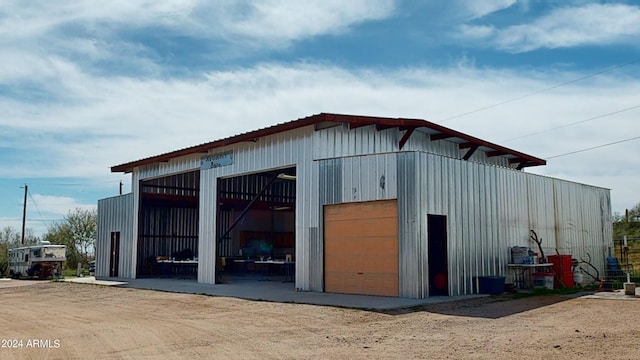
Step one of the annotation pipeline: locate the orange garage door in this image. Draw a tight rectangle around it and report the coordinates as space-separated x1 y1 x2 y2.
324 200 399 297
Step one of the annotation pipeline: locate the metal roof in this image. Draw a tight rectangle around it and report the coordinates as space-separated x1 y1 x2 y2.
111 112 546 173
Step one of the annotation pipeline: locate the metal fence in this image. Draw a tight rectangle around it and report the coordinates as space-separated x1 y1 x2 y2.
609 237 639 281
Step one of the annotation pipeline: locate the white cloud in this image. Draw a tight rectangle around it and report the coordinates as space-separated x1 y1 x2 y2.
215 0 395 44
29 194 96 217
2 60 640 218
0 194 96 237
457 3 640 52
0 0 395 54
460 0 517 20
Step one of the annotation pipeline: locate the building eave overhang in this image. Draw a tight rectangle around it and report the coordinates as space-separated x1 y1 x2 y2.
111 112 546 173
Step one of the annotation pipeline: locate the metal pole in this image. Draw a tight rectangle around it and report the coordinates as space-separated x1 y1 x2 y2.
624 236 631 283
21 184 27 245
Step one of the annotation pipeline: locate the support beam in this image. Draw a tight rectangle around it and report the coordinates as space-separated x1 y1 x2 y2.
349 122 371 129
218 173 279 242
376 124 396 131
399 127 416 150
487 150 506 157
463 145 479 160
459 142 475 149
430 133 453 141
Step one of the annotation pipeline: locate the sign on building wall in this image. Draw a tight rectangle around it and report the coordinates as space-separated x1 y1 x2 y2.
201 151 233 169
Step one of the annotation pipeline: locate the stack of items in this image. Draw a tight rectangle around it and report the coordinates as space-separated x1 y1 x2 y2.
510 246 536 264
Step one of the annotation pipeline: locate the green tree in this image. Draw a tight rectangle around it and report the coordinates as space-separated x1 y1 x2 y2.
44 208 96 270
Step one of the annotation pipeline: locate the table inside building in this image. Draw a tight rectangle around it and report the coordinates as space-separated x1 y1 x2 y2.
157 259 198 278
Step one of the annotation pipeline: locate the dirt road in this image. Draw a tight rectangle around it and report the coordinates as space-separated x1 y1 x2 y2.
0 281 638 359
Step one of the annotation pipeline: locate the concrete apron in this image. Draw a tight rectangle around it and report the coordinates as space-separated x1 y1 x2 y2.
90 276 484 310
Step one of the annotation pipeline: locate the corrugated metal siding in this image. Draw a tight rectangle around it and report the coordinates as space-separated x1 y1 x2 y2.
397 152 426 298
136 155 201 181
317 158 342 293
317 153 398 205
96 193 134 278
408 151 611 297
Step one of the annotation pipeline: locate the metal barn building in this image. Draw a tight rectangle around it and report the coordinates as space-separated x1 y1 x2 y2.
97 113 613 298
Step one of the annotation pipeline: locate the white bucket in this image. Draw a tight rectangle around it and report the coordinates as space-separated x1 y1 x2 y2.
573 270 584 286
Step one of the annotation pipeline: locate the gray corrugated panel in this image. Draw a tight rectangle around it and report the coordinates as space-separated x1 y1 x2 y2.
136 154 201 181
317 158 342 292
319 159 342 205
308 227 321 290
397 152 426 298
314 124 398 159
97 193 134 279
412 151 611 297
337 153 398 203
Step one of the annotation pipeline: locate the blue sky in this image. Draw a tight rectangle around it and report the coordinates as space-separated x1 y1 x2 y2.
1 0 640 236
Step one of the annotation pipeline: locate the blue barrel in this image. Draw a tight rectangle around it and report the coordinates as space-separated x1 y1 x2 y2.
478 276 506 295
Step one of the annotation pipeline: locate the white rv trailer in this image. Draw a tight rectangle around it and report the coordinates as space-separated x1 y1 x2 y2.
8 241 66 279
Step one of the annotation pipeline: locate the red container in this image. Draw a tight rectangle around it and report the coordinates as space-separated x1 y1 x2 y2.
561 271 574 288
548 255 572 271
548 255 574 287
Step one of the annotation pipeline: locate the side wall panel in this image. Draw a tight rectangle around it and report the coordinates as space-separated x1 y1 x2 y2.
415 152 612 297
96 193 134 278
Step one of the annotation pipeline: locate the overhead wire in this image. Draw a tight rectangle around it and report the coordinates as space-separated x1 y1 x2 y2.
502 104 640 143
437 57 640 124
546 135 640 160
28 190 51 228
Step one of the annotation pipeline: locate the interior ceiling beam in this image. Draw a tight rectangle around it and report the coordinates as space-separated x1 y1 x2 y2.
218 199 295 210
399 127 416 150
463 145 479 161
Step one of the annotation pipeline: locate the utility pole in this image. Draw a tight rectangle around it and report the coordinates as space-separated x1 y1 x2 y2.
21 184 28 245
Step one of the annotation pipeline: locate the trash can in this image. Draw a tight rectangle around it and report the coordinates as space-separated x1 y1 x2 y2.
478 276 506 295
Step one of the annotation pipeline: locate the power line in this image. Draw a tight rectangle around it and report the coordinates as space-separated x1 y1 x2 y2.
438 57 640 124
547 135 640 159
0 218 63 222
502 104 640 143
27 190 50 228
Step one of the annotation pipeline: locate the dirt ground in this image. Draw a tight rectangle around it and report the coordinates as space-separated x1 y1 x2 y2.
0 281 639 360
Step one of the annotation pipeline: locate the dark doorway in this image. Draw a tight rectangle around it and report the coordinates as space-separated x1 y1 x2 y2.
216 168 296 284
428 215 448 296
110 232 120 277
